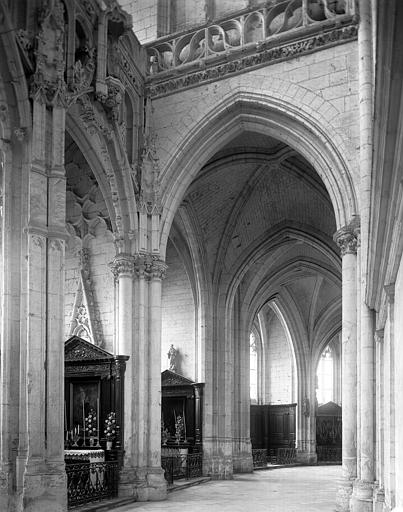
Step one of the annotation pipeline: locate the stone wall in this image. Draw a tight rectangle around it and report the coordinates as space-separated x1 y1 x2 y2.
161 240 196 379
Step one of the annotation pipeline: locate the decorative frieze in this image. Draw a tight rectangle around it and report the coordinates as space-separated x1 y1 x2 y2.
146 23 358 99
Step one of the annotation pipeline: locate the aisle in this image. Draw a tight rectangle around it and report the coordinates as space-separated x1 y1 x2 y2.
113 465 340 512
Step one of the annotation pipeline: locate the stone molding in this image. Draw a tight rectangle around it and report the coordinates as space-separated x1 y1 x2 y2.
146 23 358 99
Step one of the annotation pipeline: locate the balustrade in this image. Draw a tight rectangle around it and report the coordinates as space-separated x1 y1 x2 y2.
147 0 353 75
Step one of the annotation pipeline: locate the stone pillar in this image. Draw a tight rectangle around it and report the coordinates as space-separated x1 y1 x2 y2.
351 303 375 512
120 255 167 501
109 253 135 474
393 270 403 512
384 285 396 512
334 225 358 512
232 301 253 474
147 258 168 492
296 363 317 464
373 329 385 512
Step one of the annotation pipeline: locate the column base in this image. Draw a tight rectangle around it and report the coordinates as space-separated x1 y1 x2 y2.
373 485 385 512
351 480 374 512
119 466 167 502
0 463 13 512
21 459 67 512
336 478 354 512
232 453 253 474
296 451 317 464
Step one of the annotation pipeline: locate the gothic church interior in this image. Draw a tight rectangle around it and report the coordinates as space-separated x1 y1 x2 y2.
0 1 402 511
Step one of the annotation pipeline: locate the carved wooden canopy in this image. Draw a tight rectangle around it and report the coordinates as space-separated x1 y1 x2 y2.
161 369 196 387
317 401 342 417
65 335 128 378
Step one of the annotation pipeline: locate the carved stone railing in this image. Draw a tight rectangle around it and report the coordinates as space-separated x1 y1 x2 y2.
146 0 355 77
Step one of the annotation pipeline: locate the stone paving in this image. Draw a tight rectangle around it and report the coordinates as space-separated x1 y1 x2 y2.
114 465 340 512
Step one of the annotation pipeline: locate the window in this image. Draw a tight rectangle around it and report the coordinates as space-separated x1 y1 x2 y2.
316 345 333 405
250 332 258 402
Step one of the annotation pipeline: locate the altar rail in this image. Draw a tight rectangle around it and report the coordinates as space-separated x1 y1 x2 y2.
161 453 203 485
268 447 297 464
66 461 119 508
146 0 354 75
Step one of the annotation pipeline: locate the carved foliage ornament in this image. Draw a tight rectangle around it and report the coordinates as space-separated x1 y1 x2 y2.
333 227 358 256
109 254 167 280
30 0 67 106
109 253 135 278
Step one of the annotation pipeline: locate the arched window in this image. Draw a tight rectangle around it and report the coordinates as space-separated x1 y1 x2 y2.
316 345 334 405
250 332 258 403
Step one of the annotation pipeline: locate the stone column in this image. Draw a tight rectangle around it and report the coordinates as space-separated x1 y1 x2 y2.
122 255 167 501
109 253 135 476
334 225 358 512
296 361 317 464
21 99 68 511
393 273 403 512
147 258 167 489
373 329 385 511
352 272 375 511
384 285 396 512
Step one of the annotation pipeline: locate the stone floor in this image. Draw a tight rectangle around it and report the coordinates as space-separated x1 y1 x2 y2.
113 465 340 512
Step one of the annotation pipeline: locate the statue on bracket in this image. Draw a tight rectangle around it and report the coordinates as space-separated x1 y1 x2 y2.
167 344 179 373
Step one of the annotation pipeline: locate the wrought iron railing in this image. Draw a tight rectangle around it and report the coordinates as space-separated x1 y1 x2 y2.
252 448 268 468
161 453 203 485
267 447 297 464
66 461 119 508
316 445 342 462
147 0 354 75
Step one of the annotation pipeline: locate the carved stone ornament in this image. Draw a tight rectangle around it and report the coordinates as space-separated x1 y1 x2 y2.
133 254 167 280
137 131 162 215
149 258 168 280
147 24 358 99
109 253 135 278
333 227 358 256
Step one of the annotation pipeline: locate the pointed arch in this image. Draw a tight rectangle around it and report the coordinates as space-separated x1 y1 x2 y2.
159 91 358 256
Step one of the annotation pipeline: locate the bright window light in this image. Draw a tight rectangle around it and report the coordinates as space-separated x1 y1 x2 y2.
316 345 333 405
250 332 258 402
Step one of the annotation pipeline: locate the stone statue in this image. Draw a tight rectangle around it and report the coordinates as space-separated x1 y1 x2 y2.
167 344 178 372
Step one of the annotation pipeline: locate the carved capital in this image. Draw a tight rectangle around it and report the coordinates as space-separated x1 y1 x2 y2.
333 226 358 256
109 253 135 278
149 258 168 280
133 254 167 280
